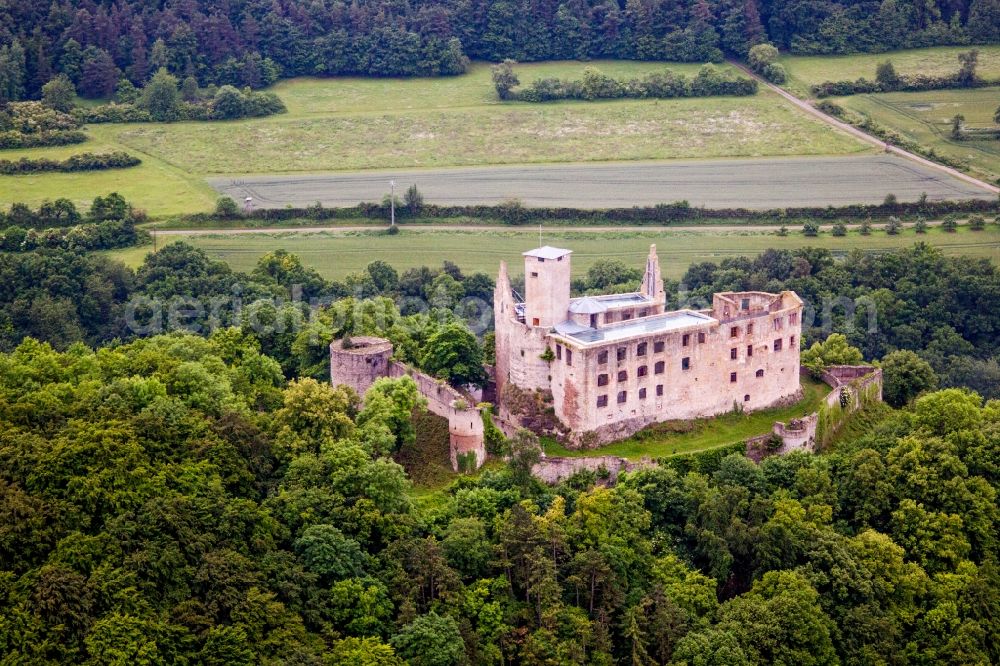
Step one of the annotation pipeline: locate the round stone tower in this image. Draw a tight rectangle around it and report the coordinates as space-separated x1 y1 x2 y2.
449 401 486 472
329 336 394 397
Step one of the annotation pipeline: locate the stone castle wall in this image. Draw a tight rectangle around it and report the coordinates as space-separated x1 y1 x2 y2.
532 455 653 484
746 365 883 462
330 337 486 471
387 362 486 471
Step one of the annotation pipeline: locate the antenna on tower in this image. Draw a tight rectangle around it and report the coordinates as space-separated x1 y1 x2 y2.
538 222 542 248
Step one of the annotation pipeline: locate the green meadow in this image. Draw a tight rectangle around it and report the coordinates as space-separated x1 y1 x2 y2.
839 87 1000 183
779 45 1000 95
109 224 1000 281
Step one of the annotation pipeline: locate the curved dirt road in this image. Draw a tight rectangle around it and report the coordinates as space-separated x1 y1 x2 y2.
730 61 1000 196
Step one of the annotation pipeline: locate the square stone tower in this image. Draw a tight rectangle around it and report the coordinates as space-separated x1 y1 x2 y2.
523 246 572 329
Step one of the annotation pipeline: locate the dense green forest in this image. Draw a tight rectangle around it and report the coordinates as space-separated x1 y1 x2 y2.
1 221 1000 661
0 329 998 663
1 0 999 101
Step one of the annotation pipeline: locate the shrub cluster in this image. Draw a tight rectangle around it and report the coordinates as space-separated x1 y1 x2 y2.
0 101 87 148
747 43 787 84
0 217 145 252
950 120 1000 142
497 64 756 102
0 130 87 149
76 86 286 124
0 152 140 174
73 103 153 124
0 194 147 252
810 74 1000 97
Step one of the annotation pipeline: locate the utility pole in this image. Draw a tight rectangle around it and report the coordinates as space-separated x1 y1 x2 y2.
390 180 396 227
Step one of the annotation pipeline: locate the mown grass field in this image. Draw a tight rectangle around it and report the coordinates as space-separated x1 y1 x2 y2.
109 224 1000 280
838 87 1000 183
0 60 867 216
542 376 830 459
116 92 863 175
779 46 1000 96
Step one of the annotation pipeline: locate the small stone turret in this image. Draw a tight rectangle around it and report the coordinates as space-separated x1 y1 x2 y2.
449 401 486 472
329 336 393 397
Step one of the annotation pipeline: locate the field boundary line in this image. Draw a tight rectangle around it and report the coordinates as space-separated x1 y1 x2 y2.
149 219 972 236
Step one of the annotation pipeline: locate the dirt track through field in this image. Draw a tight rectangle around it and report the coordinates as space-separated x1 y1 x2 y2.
731 61 1000 196
208 155 994 210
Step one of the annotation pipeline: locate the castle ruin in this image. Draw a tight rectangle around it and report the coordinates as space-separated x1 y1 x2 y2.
494 244 805 446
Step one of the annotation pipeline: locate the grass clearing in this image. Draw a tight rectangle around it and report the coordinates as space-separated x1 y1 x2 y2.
839 87 1000 183
115 89 863 175
108 224 1000 280
542 377 830 460
779 46 1000 96
0 60 867 215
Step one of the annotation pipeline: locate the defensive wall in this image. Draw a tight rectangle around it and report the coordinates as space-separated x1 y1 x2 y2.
531 455 653 485
745 364 883 461
533 365 883 482
330 337 486 472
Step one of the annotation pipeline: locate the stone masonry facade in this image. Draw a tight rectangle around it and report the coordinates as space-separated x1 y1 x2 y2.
495 245 804 447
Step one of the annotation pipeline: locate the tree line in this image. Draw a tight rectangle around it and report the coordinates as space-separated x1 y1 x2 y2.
1 230 997 399
491 62 757 102
0 151 139 175
811 49 996 97
0 0 998 103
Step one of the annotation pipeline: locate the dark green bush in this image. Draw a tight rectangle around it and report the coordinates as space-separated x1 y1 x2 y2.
0 152 140 174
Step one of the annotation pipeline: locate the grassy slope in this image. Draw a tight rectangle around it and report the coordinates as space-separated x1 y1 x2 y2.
543 377 830 459
839 87 1000 183
108 224 1000 281
778 46 1000 96
0 60 865 215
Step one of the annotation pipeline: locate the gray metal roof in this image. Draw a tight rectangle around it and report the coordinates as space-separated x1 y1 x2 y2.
523 246 572 260
593 292 651 308
554 320 592 336
559 310 715 344
568 297 608 314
